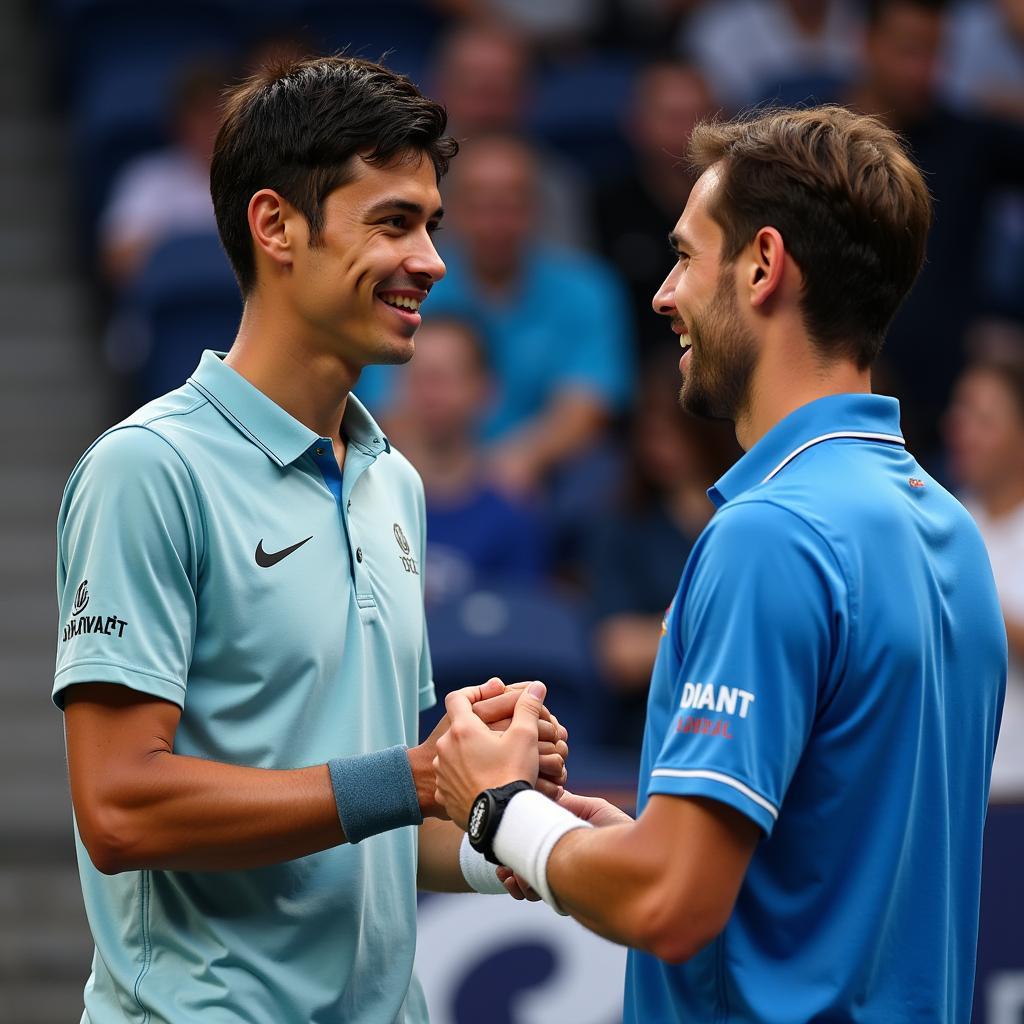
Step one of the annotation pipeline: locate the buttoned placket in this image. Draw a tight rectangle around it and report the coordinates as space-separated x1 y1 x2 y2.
308 435 389 620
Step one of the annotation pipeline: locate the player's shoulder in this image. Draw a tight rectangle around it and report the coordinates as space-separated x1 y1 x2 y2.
702 495 830 556
65 390 209 500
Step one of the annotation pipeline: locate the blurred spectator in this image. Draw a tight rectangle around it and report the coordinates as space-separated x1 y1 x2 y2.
846 0 1024 460
432 0 602 49
592 60 715 358
943 0 1024 323
434 134 632 495
382 316 547 605
677 0 863 110
429 21 590 248
584 353 739 747
945 342 1024 799
361 133 633 498
944 0 1024 121
98 59 226 289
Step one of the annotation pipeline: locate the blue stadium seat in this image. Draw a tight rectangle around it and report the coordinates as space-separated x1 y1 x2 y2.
423 585 605 747
528 55 638 179
121 232 241 402
61 2 240 247
288 0 445 84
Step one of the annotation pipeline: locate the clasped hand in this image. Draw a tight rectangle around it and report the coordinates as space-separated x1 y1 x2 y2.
414 678 567 821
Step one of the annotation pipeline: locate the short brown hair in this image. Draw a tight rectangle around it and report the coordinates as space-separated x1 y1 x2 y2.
211 54 458 296
688 105 932 367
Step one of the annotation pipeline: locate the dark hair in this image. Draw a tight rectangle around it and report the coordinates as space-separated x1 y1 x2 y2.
688 104 932 368
211 54 458 295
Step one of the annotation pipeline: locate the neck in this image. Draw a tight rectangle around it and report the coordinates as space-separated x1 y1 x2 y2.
734 323 872 452
225 295 357 440
978 476 1024 519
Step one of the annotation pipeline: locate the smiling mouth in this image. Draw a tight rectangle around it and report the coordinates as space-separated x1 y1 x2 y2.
378 291 423 313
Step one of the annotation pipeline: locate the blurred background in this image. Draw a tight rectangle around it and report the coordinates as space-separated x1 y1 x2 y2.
2 0 1024 1020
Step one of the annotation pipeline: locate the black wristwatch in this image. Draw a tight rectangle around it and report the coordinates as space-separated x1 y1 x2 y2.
467 780 533 864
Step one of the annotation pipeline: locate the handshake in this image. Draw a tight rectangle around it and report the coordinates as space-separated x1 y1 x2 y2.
416 677 627 904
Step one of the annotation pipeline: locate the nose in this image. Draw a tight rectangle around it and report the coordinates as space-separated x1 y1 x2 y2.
652 264 680 317
407 233 446 284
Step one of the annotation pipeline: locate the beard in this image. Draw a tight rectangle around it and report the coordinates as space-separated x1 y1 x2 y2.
679 267 757 423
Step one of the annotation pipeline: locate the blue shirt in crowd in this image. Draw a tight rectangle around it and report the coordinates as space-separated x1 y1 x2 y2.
626 393 1006 1023
358 243 633 438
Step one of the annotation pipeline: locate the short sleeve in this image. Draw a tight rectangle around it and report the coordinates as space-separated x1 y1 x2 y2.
54 426 204 710
648 501 848 835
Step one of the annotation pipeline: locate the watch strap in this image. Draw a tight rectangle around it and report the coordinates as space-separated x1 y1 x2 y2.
469 780 533 863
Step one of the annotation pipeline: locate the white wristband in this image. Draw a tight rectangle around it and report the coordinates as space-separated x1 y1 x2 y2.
459 833 507 894
492 789 592 915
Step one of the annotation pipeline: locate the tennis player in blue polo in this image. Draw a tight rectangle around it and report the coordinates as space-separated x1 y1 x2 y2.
432 105 1007 1022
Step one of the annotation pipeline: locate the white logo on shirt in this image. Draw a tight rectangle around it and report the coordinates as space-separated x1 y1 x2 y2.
679 682 755 719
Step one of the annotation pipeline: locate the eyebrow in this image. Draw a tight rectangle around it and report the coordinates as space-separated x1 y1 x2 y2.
668 230 695 254
365 198 445 222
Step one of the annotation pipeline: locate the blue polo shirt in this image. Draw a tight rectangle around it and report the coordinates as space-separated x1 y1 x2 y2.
54 351 434 1023
625 393 1006 1023
357 243 633 438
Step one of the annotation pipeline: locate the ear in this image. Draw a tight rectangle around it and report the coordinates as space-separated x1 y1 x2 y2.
247 189 299 274
744 226 785 309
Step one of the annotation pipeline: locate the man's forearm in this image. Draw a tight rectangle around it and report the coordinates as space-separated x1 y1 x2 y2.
417 818 473 892
75 751 345 873
541 824 663 946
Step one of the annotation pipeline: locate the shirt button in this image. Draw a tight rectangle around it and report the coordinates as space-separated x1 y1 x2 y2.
315 447 325 456
356 547 363 563
347 500 352 511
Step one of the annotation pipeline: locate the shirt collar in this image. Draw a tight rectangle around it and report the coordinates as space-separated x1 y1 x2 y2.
187 350 391 466
708 393 905 508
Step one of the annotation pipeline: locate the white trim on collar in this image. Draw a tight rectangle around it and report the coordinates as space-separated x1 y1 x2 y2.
761 431 906 484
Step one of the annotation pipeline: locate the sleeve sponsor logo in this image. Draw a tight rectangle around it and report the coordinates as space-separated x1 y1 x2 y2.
676 682 755 740
62 578 127 643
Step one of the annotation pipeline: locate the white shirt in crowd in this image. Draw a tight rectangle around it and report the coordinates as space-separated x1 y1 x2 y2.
966 498 1024 800
100 149 216 260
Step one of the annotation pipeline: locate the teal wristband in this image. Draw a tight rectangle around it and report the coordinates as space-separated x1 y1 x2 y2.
328 745 423 844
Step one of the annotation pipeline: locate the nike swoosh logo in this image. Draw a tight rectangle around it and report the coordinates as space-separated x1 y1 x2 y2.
255 536 313 568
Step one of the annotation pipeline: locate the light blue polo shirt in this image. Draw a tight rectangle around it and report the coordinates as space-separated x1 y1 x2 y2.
625 393 1006 1023
54 351 435 1024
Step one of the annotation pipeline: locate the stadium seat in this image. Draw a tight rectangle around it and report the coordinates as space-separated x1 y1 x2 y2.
528 55 638 179
288 0 446 84
423 585 605 747
118 232 241 402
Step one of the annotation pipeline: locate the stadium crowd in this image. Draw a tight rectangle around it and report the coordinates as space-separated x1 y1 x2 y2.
57 0 1024 789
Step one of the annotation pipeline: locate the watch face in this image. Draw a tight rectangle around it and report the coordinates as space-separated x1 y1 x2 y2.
468 795 488 843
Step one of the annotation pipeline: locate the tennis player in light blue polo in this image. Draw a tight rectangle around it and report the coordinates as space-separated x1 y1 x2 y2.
55 351 434 1021
429 105 1007 1024
53 56 568 1024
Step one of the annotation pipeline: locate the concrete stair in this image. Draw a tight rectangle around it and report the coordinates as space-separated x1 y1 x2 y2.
0 3 109 1020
